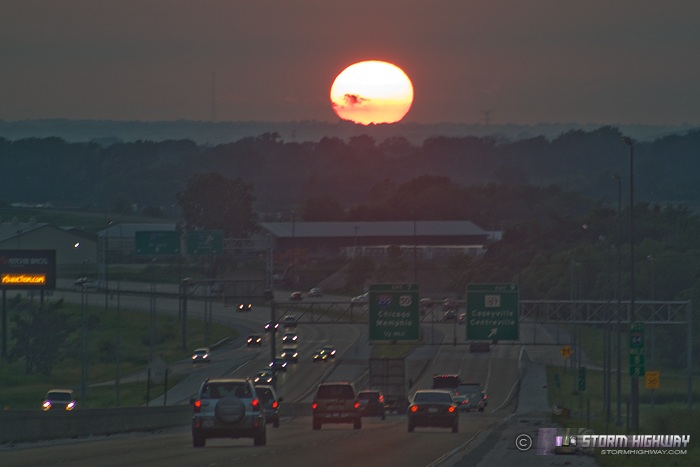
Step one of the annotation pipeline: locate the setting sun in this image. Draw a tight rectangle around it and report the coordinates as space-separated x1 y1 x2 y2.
330 60 413 125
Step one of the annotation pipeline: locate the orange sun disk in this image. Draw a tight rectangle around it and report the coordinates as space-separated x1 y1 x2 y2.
330 61 414 125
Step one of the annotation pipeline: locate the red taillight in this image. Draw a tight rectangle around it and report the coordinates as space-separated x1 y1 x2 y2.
410 405 418 413
312 401 318 410
354 401 360 410
448 406 456 413
193 400 201 413
379 395 384 403
272 401 279 409
252 398 260 411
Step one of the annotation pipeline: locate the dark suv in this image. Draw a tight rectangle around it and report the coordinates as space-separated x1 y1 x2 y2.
358 389 386 420
312 381 361 430
191 378 266 447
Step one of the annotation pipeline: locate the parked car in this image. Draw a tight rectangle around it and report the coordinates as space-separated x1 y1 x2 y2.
312 381 361 430
254 384 282 428
307 287 324 297
407 390 458 433
190 378 266 447
358 389 386 420
247 335 262 347
42 389 77 411
191 347 211 363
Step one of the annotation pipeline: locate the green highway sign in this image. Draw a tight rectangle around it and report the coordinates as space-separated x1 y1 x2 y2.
186 230 223 255
369 284 419 342
629 322 645 376
135 231 181 256
466 284 519 341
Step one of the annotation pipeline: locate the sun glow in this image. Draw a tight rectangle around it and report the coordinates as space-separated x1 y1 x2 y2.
330 60 413 125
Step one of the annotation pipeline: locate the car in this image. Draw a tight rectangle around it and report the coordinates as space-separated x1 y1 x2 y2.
190 378 266 447
289 291 303 301
237 302 252 312
312 381 361 430
453 394 470 412
321 345 336 358
432 374 461 393
442 298 457 311
280 347 299 363
457 312 466 324
191 347 211 363
254 369 275 385
42 389 77 411
247 335 262 347
456 383 487 412
254 384 283 428
459 390 488 412
443 309 457 321
312 349 329 362
282 332 298 345
407 390 459 433
264 321 279 332
351 292 369 304
269 357 288 372
358 389 386 420
307 287 324 297
282 315 298 329
74 277 98 290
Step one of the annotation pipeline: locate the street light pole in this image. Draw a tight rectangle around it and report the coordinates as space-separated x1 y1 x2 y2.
623 136 639 433
612 173 622 426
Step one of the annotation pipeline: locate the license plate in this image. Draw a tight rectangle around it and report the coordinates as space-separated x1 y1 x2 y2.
203 419 215 428
428 407 438 413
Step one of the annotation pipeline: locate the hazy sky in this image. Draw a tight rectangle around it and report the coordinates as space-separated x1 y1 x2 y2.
2 1 699 125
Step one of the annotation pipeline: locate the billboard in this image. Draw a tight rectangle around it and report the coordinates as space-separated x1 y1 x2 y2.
0 250 56 290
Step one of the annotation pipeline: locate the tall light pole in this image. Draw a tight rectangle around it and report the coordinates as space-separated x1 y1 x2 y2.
105 220 113 310
623 136 639 433
612 173 622 426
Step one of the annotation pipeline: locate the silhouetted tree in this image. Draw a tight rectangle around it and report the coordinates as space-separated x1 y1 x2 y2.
177 173 258 237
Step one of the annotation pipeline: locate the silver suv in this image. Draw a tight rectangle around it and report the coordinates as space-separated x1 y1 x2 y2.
191 378 266 447
312 381 361 430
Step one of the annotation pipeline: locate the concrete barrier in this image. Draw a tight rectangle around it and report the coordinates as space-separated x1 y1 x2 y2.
0 405 192 444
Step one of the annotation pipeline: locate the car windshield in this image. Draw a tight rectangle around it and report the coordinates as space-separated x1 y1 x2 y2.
47 391 72 401
414 391 453 404
359 392 378 400
317 384 354 399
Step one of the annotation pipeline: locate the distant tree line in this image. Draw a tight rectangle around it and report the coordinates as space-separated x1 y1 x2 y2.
3 126 700 218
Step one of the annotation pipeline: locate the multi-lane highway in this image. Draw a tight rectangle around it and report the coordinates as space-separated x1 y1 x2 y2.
2 287 524 466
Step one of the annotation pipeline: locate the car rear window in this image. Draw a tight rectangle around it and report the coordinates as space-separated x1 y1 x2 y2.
256 387 273 402
317 384 355 399
359 392 379 400
414 391 453 404
201 382 251 399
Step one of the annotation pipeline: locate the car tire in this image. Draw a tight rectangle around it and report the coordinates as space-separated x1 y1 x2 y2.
408 422 414 432
273 418 280 428
479 407 485 412
253 427 266 446
215 396 245 424
313 418 321 430
354 417 362 430
192 433 206 448
381 411 386 421
452 419 459 433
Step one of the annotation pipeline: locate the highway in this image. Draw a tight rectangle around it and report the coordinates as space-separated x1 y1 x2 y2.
2 286 526 466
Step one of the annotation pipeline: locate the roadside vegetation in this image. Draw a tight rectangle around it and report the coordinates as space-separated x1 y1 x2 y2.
0 295 236 410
